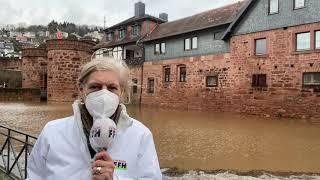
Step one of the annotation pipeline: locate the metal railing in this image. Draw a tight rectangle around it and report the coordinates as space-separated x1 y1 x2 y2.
0 125 37 179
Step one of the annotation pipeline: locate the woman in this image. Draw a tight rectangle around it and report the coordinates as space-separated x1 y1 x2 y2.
27 57 162 180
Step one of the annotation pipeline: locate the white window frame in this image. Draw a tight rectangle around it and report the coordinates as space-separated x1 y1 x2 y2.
255 38 267 55
316 31 320 49
294 0 305 9
296 32 311 51
119 29 126 39
269 0 279 15
192 37 198 49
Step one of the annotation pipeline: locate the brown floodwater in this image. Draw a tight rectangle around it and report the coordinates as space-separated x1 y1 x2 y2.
0 101 320 173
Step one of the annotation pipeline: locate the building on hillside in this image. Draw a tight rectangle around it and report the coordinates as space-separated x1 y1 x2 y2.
70 33 82 39
84 31 104 42
24 32 36 39
9 31 22 38
0 42 5 57
37 31 46 37
0 41 15 57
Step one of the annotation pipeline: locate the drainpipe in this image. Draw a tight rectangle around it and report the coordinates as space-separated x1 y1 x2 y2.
138 49 144 106
135 23 160 106
136 39 144 106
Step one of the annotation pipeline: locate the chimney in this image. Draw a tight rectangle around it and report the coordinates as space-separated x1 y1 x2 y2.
159 13 168 22
135 2 145 17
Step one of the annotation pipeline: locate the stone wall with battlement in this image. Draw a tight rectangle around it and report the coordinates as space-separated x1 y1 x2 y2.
46 39 95 102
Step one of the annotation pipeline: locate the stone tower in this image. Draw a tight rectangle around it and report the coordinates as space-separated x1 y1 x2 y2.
46 39 95 102
22 48 47 90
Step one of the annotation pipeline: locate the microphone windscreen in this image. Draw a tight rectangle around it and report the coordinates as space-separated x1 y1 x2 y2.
89 118 117 152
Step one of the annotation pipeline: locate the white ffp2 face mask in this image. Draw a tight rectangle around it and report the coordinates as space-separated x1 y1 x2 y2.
84 89 120 120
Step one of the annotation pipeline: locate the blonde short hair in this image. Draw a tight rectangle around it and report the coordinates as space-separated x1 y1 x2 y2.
78 57 131 103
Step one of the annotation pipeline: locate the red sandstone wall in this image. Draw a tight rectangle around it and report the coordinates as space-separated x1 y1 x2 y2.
228 22 320 119
141 22 320 119
46 40 95 102
0 57 21 70
142 54 234 111
129 65 143 104
21 48 47 89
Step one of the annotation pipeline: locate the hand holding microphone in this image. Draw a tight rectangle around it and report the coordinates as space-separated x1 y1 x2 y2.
90 118 117 180
92 151 115 180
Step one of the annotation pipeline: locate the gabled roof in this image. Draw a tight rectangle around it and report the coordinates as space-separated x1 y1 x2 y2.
221 0 254 40
92 14 166 49
105 14 166 31
143 1 248 42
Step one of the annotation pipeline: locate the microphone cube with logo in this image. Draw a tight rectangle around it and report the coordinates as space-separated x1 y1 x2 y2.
89 118 117 152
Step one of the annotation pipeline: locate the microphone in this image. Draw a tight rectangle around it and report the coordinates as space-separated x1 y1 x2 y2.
89 118 117 152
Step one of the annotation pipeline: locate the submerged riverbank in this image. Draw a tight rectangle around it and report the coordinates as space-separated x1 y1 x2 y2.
162 168 320 180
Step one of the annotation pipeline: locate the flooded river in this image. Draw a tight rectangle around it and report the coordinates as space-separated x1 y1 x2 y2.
0 101 320 175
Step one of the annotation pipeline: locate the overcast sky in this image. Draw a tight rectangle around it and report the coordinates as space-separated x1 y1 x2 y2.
0 0 241 27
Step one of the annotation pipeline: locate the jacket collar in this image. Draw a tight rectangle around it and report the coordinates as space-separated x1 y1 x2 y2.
71 100 133 161
72 100 133 132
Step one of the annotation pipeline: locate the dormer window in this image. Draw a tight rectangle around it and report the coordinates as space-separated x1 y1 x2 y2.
119 29 126 39
132 25 141 36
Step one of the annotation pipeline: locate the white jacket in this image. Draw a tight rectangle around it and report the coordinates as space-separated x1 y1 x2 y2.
27 101 162 180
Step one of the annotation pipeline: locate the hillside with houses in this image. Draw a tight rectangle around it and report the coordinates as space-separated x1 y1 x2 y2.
0 21 104 59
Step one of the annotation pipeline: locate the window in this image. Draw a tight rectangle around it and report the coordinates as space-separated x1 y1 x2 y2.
179 66 186 82
132 79 138 94
164 67 170 82
119 29 126 39
184 37 198 50
316 31 320 49
102 49 112 57
213 31 223 40
132 25 140 36
147 78 155 94
161 43 166 54
94 49 112 59
252 74 267 87
192 37 198 49
155 44 160 54
154 43 165 54
296 32 311 51
294 0 305 9
303 72 320 86
255 38 267 55
184 38 191 50
206 76 218 87
269 0 279 14
213 32 218 40
112 46 123 59
107 33 113 41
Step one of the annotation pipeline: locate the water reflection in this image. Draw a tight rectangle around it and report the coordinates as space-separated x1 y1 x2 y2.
0 102 320 173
